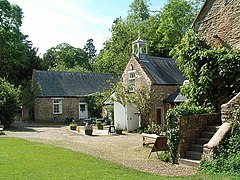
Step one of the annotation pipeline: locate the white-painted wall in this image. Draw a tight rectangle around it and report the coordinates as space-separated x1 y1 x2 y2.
114 101 140 131
114 101 126 129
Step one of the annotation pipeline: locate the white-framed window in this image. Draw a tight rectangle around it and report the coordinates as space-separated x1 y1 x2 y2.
52 98 63 114
128 70 136 92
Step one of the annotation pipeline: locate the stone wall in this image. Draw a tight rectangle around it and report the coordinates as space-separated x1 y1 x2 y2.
179 113 221 157
121 55 152 89
150 85 179 124
221 92 240 123
34 97 79 123
121 55 179 126
193 0 240 49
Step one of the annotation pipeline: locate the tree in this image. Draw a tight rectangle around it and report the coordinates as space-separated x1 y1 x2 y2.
173 29 240 111
48 60 89 72
0 0 44 86
129 87 155 127
94 0 151 75
43 43 90 71
157 0 198 56
83 38 97 65
94 0 203 75
0 78 20 128
127 0 150 23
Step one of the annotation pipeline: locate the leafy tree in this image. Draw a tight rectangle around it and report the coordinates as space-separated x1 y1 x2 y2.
48 60 89 72
83 38 97 65
129 87 154 127
94 0 202 75
94 0 151 75
173 29 240 111
43 43 90 71
127 0 150 23
0 78 20 128
0 0 43 86
157 0 197 56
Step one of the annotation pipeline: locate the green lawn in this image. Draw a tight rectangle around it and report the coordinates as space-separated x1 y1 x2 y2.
0 137 237 180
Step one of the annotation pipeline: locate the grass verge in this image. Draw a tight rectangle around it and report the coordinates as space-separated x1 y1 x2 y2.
0 137 238 179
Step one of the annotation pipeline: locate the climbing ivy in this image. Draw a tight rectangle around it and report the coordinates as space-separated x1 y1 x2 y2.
172 29 240 111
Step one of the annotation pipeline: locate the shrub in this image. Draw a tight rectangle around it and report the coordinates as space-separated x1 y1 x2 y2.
158 151 171 162
0 78 20 128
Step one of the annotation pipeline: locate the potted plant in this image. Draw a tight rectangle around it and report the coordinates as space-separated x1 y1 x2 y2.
116 123 123 135
96 121 104 130
69 120 77 130
85 124 93 135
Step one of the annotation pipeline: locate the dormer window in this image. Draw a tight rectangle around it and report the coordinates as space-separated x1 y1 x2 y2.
128 70 136 92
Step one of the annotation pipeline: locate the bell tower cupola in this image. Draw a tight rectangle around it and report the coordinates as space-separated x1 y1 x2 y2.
132 31 148 59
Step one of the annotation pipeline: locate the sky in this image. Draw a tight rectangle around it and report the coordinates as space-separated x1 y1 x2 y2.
8 0 167 56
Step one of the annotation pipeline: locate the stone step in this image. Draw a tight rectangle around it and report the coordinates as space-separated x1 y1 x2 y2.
191 144 203 152
204 125 220 132
196 137 209 145
179 158 200 168
186 151 202 160
201 131 216 139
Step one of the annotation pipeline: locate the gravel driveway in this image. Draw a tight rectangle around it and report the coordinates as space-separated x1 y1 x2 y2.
4 121 197 176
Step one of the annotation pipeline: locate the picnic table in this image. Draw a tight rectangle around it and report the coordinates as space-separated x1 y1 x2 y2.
142 133 168 158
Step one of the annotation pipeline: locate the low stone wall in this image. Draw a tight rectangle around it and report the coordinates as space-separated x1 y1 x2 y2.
203 92 240 161
221 92 240 123
179 113 221 157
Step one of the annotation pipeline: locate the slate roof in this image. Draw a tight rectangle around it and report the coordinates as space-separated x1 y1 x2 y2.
33 70 118 97
165 89 187 103
136 55 185 85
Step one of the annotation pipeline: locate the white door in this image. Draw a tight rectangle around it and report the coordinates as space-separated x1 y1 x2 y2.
126 103 139 132
79 103 88 119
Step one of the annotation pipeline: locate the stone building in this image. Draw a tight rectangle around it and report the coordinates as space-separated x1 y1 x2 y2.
29 70 117 123
192 0 240 49
192 0 240 118
114 37 185 131
178 0 240 165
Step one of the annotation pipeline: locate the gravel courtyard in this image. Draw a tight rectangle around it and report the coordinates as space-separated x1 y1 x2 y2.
4 121 197 176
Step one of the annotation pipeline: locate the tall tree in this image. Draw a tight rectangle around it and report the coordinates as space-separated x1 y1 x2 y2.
83 38 97 65
94 0 202 76
0 0 43 86
157 0 197 56
94 0 151 75
127 0 150 23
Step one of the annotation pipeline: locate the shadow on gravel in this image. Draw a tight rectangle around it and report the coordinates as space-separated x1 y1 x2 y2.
7 121 65 132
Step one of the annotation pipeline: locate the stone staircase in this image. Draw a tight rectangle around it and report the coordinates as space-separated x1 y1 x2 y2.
180 125 220 167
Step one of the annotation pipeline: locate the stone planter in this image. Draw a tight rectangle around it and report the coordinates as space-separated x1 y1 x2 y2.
85 129 93 135
116 129 123 135
70 125 77 130
97 125 104 130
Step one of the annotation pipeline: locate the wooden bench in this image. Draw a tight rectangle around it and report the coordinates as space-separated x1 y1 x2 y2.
142 133 159 146
142 133 168 158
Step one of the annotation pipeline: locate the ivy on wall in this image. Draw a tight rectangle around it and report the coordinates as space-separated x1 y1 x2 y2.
172 29 240 111
166 103 212 163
